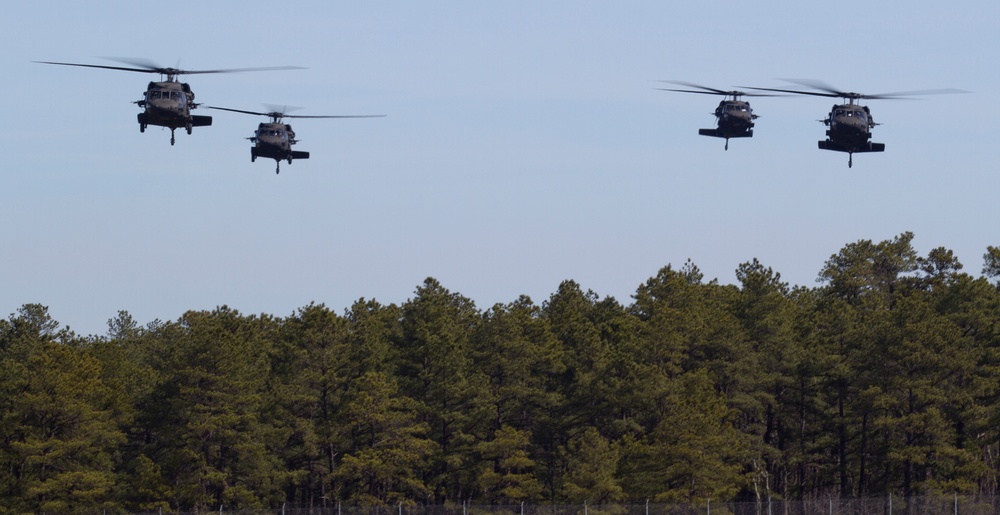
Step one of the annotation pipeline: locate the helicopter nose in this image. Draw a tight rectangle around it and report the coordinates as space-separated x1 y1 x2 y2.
726 110 752 124
841 117 866 131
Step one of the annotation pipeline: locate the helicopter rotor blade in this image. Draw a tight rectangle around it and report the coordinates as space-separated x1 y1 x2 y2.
743 86 840 98
751 79 969 101
208 105 386 119
658 81 733 95
262 104 303 117
864 88 970 99
206 106 269 116
38 57 304 77
181 65 305 75
33 60 158 74
283 114 387 119
103 56 305 75
778 78 845 96
657 81 785 98
656 88 729 96
100 57 165 71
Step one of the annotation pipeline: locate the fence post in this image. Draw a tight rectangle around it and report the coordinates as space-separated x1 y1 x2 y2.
954 492 958 515
889 493 892 514
521 501 524 515
645 498 649 515
584 500 588 515
707 497 710 515
463 500 467 515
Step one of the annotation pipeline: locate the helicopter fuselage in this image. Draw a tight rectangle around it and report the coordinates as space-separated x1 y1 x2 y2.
249 122 309 165
818 103 885 159
824 104 873 147
697 99 757 148
713 100 756 136
135 81 211 145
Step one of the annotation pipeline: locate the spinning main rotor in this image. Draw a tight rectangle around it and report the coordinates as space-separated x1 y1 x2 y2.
34 57 304 82
656 80 784 101
744 79 967 104
207 105 385 123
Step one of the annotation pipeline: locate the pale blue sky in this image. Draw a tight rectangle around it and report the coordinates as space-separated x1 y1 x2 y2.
3 1 997 336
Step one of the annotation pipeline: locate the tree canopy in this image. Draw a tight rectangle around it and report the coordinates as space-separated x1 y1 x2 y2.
2 234 1000 512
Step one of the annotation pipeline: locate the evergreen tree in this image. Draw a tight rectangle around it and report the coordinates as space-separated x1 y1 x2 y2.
333 371 435 505
620 370 746 503
397 278 490 501
7 341 125 512
731 259 799 501
543 281 633 497
559 427 623 503
138 308 282 510
475 425 543 503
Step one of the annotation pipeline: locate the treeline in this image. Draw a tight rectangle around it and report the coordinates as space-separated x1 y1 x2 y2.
3 232 1000 513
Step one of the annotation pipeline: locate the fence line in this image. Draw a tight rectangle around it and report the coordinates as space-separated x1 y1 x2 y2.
128 496 1000 515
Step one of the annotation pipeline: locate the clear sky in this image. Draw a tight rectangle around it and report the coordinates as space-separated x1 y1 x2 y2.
3 1 997 337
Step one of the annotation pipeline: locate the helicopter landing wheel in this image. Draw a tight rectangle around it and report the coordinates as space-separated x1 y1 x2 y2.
139 124 146 133
170 131 176 146
287 156 293 165
275 163 280 174
848 154 853 168
185 124 192 135
725 139 729 151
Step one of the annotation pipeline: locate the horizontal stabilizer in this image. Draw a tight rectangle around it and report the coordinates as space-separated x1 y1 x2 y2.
818 140 885 153
191 115 212 127
291 150 310 160
699 128 753 139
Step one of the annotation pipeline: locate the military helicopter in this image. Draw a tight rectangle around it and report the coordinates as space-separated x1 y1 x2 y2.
207 105 385 173
746 79 966 167
34 58 302 145
657 81 780 150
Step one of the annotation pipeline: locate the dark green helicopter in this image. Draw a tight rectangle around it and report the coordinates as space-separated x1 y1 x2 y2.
207 105 385 174
657 81 781 150
34 58 302 145
746 79 967 167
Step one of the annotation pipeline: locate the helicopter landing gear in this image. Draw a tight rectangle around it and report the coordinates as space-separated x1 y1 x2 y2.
275 162 280 174
185 123 192 135
170 128 176 146
848 153 853 168
139 123 146 133
725 138 729 151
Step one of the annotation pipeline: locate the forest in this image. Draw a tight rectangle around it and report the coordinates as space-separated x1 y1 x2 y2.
2 232 1000 513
